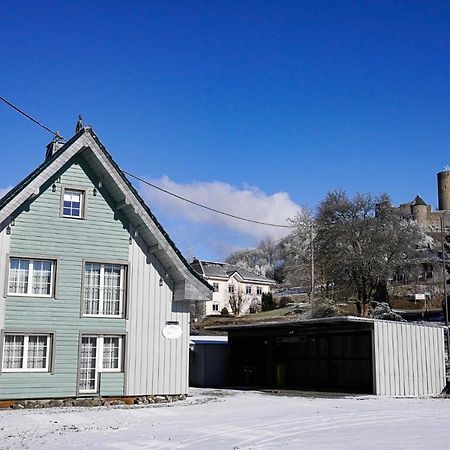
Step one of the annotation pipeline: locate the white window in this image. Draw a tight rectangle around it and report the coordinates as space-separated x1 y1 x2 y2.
102 337 121 371
83 263 126 317
228 284 235 294
79 335 123 393
256 286 263 295
8 258 55 297
246 285 252 294
213 282 219 292
63 189 84 218
2 334 51 372
212 304 219 312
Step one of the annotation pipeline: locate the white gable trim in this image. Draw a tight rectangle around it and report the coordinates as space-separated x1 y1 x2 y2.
229 272 244 282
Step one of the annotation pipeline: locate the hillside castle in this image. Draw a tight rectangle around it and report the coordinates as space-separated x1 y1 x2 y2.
399 170 450 231
390 170 449 305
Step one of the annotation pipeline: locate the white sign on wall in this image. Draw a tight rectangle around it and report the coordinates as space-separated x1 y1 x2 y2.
162 324 183 340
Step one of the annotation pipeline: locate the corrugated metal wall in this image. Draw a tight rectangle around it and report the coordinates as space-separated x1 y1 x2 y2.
126 231 190 396
373 321 446 396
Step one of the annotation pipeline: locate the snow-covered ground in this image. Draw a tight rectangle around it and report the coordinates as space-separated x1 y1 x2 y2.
1 389 449 449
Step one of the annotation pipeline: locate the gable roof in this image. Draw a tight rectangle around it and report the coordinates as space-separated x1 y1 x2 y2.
0 127 213 300
192 259 276 284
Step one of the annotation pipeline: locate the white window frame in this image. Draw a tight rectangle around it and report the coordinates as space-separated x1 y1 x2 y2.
246 285 252 294
62 188 85 219
100 336 123 373
213 282 219 292
83 263 126 318
212 303 219 312
256 286 263 295
7 258 56 298
2 333 52 373
78 335 123 394
228 284 235 294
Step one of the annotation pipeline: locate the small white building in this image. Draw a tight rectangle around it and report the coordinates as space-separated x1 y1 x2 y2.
189 335 229 388
191 259 276 316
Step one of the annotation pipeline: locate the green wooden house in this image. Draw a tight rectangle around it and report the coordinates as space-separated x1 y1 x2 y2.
0 125 212 400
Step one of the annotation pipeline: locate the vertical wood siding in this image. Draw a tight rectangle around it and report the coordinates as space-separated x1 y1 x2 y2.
0 156 129 400
373 321 445 396
0 227 11 330
126 231 190 395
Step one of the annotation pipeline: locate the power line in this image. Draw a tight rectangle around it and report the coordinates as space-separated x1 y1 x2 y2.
0 95 61 138
0 94 293 229
123 171 292 229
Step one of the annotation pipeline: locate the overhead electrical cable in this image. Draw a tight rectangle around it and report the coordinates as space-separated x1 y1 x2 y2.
0 95 62 138
0 94 293 229
123 171 292 229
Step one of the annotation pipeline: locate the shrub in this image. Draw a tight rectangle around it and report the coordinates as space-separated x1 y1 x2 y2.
278 296 290 308
220 307 230 317
261 292 275 311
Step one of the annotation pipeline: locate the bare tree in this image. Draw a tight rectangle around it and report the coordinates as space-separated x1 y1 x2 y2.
283 208 315 289
228 286 246 316
190 301 206 320
314 191 423 316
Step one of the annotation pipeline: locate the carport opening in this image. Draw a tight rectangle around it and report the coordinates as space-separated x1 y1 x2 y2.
228 326 374 394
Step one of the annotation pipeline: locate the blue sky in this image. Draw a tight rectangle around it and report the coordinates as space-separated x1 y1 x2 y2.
1 1 450 260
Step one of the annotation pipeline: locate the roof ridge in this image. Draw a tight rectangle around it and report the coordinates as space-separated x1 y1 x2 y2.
201 259 227 265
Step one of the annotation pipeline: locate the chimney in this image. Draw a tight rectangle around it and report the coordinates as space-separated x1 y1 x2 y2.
45 135 65 161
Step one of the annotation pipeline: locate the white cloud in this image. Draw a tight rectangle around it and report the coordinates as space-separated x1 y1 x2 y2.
139 176 301 243
0 186 12 199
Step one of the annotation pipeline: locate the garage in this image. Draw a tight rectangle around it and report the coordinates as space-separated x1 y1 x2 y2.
189 336 229 388
211 316 446 396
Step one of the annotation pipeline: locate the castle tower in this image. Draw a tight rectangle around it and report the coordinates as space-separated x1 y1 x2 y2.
437 170 450 211
411 195 428 225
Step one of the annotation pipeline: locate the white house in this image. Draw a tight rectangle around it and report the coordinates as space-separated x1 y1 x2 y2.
191 259 276 316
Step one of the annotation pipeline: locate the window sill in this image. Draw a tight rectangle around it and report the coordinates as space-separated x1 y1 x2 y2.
82 314 125 319
62 215 86 220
